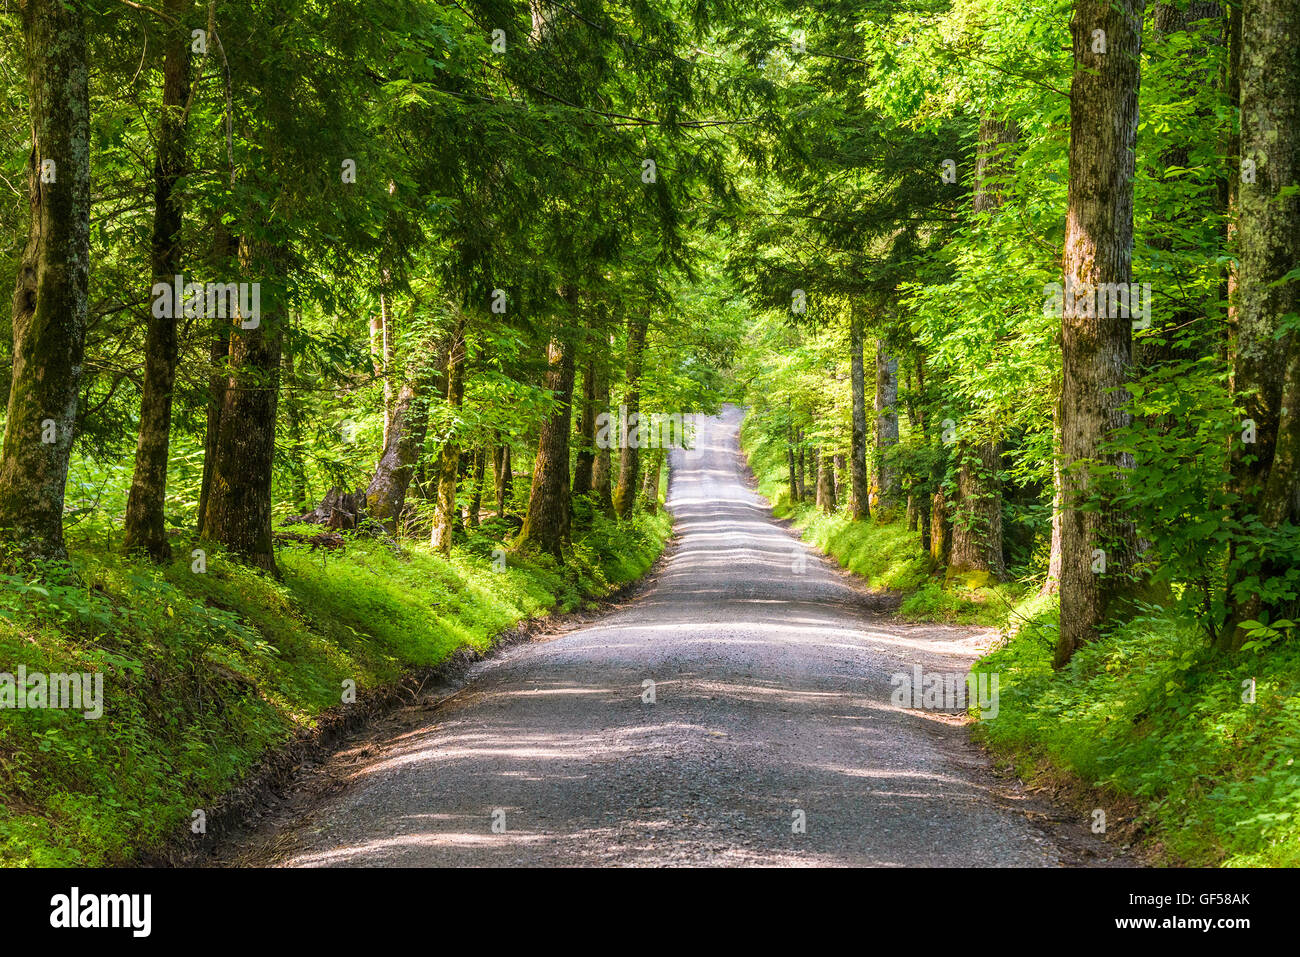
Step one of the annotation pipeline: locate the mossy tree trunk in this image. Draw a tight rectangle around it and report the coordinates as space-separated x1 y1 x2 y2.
123 0 193 560
1221 0 1300 650
199 240 285 573
518 332 576 555
0 0 92 564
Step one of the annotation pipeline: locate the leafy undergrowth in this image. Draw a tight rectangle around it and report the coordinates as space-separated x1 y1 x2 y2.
0 509 670 867
740 415 1024 626
973 602 1300 866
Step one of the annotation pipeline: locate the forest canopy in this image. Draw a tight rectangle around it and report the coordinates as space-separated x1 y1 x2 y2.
1 0 1299 867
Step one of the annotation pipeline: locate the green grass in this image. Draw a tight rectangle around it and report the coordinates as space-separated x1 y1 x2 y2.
739 415 1024 626
0 508 671 866
973 601 1300 866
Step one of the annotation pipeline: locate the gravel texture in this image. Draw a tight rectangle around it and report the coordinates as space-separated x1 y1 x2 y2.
220 405 1127 867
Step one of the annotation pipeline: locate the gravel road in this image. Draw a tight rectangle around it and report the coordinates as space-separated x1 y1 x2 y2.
225 405 1125 867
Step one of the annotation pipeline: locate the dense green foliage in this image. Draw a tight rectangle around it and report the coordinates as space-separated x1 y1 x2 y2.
1 0 1297 869
0 510 668 865
975 609 1300 866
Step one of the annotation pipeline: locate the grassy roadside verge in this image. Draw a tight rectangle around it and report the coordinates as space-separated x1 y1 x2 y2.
0 508 671 866
740 413 1300 866
974 607 1300 866
738 414 1030 627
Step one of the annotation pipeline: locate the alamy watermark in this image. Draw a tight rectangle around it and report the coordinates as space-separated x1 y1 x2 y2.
50 887 150 937
890 665 999 719
1043 277 1152 329
151 274 261 329
595 405 698 450
1 666 103 719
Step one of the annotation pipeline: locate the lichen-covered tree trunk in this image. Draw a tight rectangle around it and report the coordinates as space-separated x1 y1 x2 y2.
848 303 871 520
874 340 900 511
0 0 91 563
518 334 575 555
1222 0 1300 650
613 315 648 518
199 240 285 573
124 0 193 559
1055 0 1145 668
432 314 466 554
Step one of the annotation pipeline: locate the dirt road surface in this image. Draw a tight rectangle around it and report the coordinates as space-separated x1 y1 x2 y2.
219 406 1124 867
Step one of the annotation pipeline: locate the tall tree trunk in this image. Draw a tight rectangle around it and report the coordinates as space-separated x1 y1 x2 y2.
431 313 466 553
795 429 807 499
948 115 1017 580
874 340 900 511
848 304 871 520
1042 384 1065 595
948 441 1006 579
0 0 91 563
468 449 485 528
198 225 235 533
589 348 614 514
1055 0 1145 668
282 344 309 513
903 370 924 536
123 0 192 559
199 239 284 572
495 441 513 515
816 450 837 513
787 415 799 506
572 350 598 496
641 449 664 513
518 332 576 555
613 315 648 518
931 490 951 565
919 495 933 552
1221 0 1300 650
378 285 394 449
364 346 437 529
